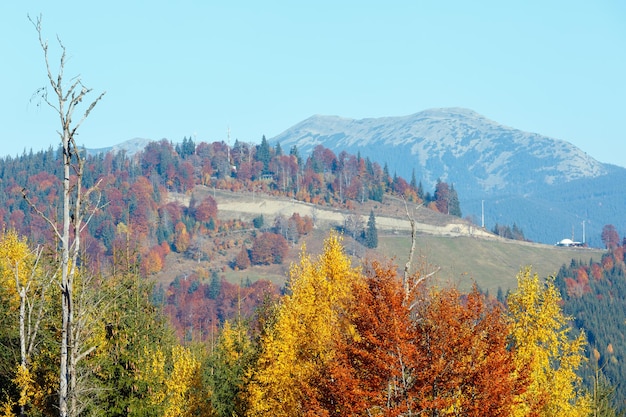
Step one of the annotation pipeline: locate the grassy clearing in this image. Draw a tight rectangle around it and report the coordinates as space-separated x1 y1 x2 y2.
379 233 604 293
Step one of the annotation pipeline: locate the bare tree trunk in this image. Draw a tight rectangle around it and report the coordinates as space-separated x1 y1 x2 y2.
402 198 439 310
29 15 105 417
14 247 48 417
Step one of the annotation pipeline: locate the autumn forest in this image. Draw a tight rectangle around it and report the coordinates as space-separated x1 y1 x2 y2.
1 17 625 417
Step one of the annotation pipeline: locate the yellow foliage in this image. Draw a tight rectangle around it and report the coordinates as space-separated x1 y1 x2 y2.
508 267 591 417
139 345 212 417
246 232 361 416
14 364 38 407
0 230 34 307
0 398 16 417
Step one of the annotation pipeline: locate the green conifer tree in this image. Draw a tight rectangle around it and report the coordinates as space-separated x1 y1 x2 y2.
365 210 378 249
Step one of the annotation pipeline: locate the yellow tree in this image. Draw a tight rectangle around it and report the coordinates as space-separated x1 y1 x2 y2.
139 344 212 417
0 231 51 417
508 267 590 417
246 232 360 417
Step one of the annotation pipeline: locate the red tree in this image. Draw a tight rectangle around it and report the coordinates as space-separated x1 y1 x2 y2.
601 224 620 249
412 286 526 416
193 196 218 223
250 232 288 265
317 261 418 416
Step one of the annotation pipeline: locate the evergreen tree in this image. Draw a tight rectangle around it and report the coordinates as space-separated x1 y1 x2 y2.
410 168 417 189
289 145 301 166
274 142 282 156
181 136 195 157
207 270 222 300
365 210 378 249
252 215 264 229
417 181 425 202
365 157 374 177
448 183 462 217
256 135 271 174
383 163 391 190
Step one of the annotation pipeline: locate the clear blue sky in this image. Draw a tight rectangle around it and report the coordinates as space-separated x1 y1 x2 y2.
2 1 625 167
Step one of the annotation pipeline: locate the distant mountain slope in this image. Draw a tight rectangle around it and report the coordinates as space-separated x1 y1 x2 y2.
271 108 626 246
272 108 607 193
87 137 153 158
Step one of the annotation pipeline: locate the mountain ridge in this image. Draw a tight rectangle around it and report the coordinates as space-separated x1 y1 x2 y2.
269 107 625 246
272 107 607 192
82 108 624 246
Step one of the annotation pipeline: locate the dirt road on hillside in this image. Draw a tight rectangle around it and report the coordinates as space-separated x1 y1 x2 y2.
174 187 494 239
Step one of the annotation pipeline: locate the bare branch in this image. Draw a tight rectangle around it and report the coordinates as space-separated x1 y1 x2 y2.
21 188 62 240
71 91 106 138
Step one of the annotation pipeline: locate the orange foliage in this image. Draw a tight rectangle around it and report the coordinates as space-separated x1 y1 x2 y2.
174 222 190 253
590 263 603 280
412 286 525 416
193 196 217 223
142 245 165 275
613 246 625 264
320 261 417 416
602 254 614 272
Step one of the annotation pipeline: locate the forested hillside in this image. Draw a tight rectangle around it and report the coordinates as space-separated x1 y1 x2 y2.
554 245 626 410
0 137 460 277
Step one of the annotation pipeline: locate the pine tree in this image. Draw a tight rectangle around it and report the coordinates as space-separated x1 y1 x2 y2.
256 136 271 174
365 210 378 249
417 181 425 202
448 183 462 217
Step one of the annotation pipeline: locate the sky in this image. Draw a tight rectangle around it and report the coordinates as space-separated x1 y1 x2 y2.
2 1 626 167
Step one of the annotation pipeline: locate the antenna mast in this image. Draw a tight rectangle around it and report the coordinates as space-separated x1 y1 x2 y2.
582 220 586 244
481 200 485 228
227 126 231 164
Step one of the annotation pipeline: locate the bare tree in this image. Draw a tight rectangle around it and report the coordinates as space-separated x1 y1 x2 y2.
402 198 439 309
26 15 105 417
0 234 53 417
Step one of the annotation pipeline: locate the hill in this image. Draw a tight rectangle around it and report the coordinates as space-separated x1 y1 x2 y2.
157 187 605 294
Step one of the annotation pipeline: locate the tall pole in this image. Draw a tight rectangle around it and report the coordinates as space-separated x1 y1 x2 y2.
582 220 586 244
481 200 485 228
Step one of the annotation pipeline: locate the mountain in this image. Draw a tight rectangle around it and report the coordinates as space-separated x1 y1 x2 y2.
86 137 153 157
271 108 626 246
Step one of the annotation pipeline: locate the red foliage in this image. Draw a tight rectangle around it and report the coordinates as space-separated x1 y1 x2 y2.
412 286 525 416
601 224 620 250
290 213 313 237
193 196 218 223
591 263 603 280
319 261 417 416
159 202 184 225
234 246 251 270
164 277 279 342
250 232 288 265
